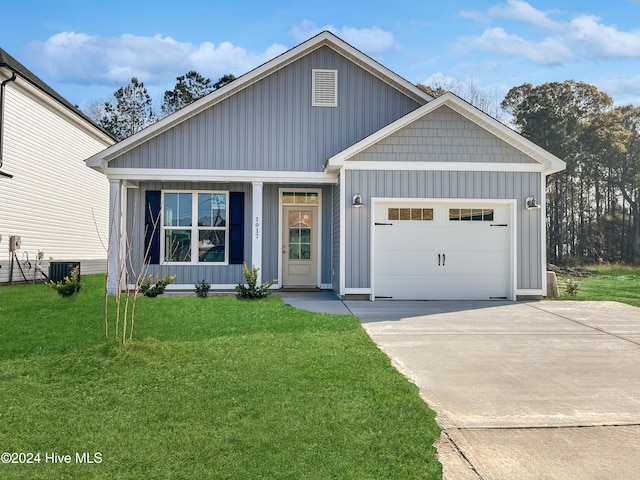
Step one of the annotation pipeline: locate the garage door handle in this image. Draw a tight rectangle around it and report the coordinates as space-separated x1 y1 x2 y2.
438 254 441 266
442 253 446 266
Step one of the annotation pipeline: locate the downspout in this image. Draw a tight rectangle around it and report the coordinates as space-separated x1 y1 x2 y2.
0 71 17 178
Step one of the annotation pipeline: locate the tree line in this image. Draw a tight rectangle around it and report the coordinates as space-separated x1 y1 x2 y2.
90 74 640 266
89 71 235 140
424 80 640 266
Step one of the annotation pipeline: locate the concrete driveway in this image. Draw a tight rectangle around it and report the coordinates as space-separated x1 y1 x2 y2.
347 300 640 480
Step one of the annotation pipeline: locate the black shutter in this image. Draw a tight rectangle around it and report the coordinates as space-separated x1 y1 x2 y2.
229 192 245 264
145 190 161 264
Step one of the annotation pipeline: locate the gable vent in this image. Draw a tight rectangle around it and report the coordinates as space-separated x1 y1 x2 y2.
312 69 338 107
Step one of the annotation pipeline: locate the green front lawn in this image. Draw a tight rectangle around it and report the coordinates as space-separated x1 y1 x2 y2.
555 265 640 307
0 275 441 479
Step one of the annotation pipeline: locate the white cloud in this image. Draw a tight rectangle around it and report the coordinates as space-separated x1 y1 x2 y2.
488 0 561 31
568 15 640 57
26 32 287 86
600 74 640 97
290 20 397 54
464 1 640 64
472 27 573 64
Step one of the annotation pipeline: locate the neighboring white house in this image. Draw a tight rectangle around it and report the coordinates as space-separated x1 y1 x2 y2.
0 48 115 283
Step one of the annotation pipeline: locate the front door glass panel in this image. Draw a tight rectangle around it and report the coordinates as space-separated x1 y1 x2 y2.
288 210 312 260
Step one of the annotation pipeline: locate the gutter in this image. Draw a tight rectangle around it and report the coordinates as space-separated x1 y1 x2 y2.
0 71 17 178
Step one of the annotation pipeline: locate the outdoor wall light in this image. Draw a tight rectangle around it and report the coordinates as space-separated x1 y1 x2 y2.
352 194 364 208
525 196 541 210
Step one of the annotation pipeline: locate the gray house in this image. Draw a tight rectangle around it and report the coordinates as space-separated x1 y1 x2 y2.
86 31 565 300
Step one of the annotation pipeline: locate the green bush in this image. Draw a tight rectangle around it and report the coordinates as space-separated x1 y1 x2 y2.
194 279 211 298
48 266 81 297
565 277 580 296
139 274 177 297
236 263 276 299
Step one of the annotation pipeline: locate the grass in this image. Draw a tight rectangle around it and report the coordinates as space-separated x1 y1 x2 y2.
0 275 442 479
555 264 640 307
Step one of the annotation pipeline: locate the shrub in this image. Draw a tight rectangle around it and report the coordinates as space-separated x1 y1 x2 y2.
139 274 177 297
194 279 211 298
565 277 579 296
236 263 276 299
48 266 81 297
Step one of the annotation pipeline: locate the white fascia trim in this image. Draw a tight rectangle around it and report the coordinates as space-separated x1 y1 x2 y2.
325 92 566 175
105 168 338 184
344 161 545 172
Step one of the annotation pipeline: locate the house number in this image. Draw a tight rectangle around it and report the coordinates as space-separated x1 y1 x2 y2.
255 217 260 239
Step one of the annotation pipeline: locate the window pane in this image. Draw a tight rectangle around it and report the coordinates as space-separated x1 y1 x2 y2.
411 208 422 220
388 208 399 221
289 244 300 260
198 193 226 227
449 209 460 221
483 209 494 221
198 230 225 262
422 209 434 220
399 208 411 220
164 193 192 227
460 209 473 221
282 192 318 204
165 230 191 262
472 209 483 221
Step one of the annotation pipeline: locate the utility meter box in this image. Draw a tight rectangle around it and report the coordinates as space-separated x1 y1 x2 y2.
9 235 21 251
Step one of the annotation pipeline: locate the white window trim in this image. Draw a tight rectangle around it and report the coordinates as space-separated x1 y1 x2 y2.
161 190 230 266
312 69 338 107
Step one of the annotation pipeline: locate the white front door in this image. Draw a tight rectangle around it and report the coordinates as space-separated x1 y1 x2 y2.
282 205 318 287
373 202 512 300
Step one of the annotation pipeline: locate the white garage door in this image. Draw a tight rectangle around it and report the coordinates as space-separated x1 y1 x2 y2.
373 202 512 300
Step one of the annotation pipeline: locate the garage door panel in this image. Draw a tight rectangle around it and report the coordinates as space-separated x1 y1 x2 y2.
375 251 435 275
443 251 508 276
373 202 511 300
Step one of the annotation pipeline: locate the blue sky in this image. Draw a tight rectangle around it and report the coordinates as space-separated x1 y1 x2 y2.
2 0 640 112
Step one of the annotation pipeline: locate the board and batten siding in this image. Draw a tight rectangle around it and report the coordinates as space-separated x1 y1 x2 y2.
109 46 420 172
351 106 538 164
0 82 112 282
344 170 543 291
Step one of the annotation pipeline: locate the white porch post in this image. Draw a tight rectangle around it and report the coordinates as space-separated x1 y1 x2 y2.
107 179 122 294
252 182 263 284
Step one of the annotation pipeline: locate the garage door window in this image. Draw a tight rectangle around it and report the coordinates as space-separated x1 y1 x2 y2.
449 208 494 221
388 208 433 221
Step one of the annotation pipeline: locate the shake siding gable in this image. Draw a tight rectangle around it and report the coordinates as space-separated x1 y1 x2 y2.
109 46 421 172
350 106 537 164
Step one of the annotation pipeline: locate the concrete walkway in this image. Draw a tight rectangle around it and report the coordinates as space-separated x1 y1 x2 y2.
278 294 640 479
354 300 640 480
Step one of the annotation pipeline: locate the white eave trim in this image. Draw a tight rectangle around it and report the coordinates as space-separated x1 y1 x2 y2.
85 31 432 168
343 161 546 172
104 168 338 184
325 92 566 176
